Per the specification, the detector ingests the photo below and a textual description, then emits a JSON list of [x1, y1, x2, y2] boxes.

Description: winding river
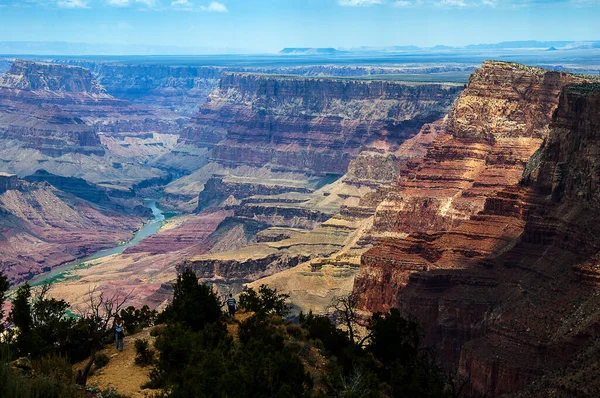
[[28, 199, 165, 287]]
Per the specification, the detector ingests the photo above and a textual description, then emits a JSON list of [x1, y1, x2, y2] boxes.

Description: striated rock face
[[56, 61, 472, 116], [88, 64, 223, 116], [0, 61, 108, 157], [0, 175, 142, 284], [0, 60, 108, 94], [353, 64, 600, 395], [0, 60, 192, 188], [355, 62, 587, 314], [370, 61, 587, 239], [183, 72, 463, 175], [174, 73, 462, 292]]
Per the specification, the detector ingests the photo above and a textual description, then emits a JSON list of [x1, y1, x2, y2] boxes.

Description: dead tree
[[331, 293, 361, 344], [75, 286, 132, 386]]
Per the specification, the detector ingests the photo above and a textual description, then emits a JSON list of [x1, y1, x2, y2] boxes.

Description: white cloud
[[338, 0, 383, 6], [437, 0, 467, 6], [200, 1, 227, 12], [392, 0, 412, 6], [57, 0, 88, 7], [107, 0, 130, 6], [135, 0, 157, 6], [172, 0, 192, 6]]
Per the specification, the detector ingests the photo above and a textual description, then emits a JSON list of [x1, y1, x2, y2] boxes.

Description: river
[[28, 198, 165, 287]]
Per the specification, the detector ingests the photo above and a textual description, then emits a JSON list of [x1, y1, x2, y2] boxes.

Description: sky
[[0, 0, 599, 53]]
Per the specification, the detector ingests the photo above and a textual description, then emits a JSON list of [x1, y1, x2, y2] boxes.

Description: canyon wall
[[0, 174, 143, 284], [353, 62, 600, 395], [0, 60, 197, 188], [53, 60, 472, 116], [183, 72, 463, 175], [355, 61, 587, 313], [176, 74, 463, 286]]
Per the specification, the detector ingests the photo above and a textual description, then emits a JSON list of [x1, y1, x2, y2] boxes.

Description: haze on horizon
[[0, 0, 599, 54]]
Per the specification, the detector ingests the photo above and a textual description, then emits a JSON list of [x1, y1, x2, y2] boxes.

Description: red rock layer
[[182, 72, 463, 175], [0, 175, 142, 284], [124, 210, 232, 255], [354, 69, 600, 395], [371, 61, 587, 238]]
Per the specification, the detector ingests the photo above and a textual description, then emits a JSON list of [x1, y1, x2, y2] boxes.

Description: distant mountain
[[279, 48, 348, 55], [431, 45, 455, 50], [464, 40, 595, 49]]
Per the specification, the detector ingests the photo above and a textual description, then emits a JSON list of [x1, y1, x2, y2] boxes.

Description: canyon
[[1, 55, 600, 395]]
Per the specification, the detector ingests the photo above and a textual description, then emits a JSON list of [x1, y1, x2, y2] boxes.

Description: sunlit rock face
[[355, 61, 587, 313], [174, 73, 463, 285], [182, 72, 463, 175], [353, 62, 600, 395]]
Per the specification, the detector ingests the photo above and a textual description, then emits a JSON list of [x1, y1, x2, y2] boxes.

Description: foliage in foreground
[[149, 269, 455, 398], [0, 268, 459, 398]]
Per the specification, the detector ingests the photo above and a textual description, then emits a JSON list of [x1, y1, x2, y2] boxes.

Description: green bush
[[134, 338, 155, 366], [120, 305, 158, 334], [0, 349, 81, 398], [150, 324, 167, 337], [238, 285, 290, 316], [160, 269, 222, 332]]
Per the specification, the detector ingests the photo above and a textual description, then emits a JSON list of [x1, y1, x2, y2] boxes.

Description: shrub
[[238, 285, 290, 316], [285, 323, 305, 340], [134, 339, 154, 366], [94, 353, 110, 369], [0, 349, 81, 398], [160, 269, 222, 332], [150, 324, 167, 337], [120, 305, 158, 334]]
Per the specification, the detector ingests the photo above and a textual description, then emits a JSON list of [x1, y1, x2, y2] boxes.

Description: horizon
[[0, 1, 599, 53]]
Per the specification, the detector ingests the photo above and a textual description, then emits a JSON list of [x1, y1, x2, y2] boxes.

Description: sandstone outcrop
[[352, 63, 600, 395], [355, 62, 588, 313]]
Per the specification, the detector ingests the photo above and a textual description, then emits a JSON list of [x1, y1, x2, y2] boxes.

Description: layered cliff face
[[0, 173, 142, 284], [352, 64, 600, 395], [355, 62, 588, 315], [183, 72, 462, 175], [175, 74, 462, 286], [0, 60, 199, 188], [91, 64, 222, 116], [56, 61, 471, 117], [0, 60, 108, 94]]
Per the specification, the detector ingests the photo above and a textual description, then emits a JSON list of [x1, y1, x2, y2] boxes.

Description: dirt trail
[[76, 328, 158, 398]]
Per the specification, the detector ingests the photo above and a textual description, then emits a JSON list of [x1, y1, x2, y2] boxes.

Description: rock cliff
[[355, 62, 587, 314], [0, 60, 194, 188], [0, 174, 142, 284], [353, 63, 600, 395], [183, 72, 463, 175], [175, 74, 462, 284]]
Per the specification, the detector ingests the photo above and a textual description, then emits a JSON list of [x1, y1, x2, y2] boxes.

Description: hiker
[[114, 316, 125, 351], [227, 293, 236, 317]]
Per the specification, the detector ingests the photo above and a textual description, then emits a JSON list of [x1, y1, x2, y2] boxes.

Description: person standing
[[227, 294, 236, 317], [114, 316, 125, 351]]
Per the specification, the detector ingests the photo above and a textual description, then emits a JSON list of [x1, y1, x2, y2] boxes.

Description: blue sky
[[0, 0, 598, 53]]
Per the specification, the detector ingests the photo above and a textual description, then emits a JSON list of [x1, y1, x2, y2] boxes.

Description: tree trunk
[[77, 349, 96, 386]]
